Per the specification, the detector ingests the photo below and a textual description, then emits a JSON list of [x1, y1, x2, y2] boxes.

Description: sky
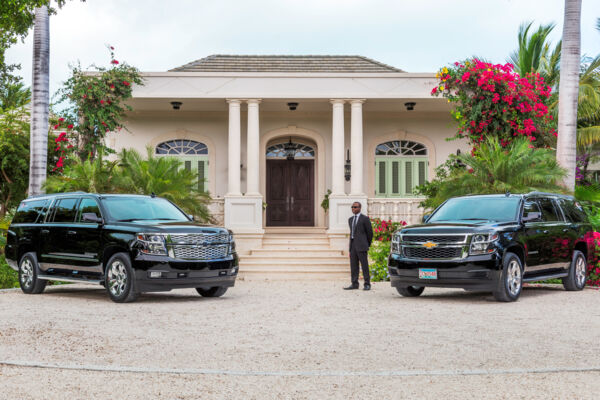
[[5, 0, 600, 101]]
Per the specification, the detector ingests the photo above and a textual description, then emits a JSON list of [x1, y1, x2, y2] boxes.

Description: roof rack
[[27, 191, 87, 199]]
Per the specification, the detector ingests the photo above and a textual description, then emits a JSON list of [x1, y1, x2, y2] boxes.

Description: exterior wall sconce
[[170, 101, 182, 110], [404, 102, 416, 111], [344, 149, 351, 181], [284, 137, 296, 160], [287, 102, 298, 111]]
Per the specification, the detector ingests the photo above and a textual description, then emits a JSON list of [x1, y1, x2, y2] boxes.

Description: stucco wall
[[110, 109, 467, 199]]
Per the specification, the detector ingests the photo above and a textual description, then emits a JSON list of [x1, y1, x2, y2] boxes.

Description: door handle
[[41, 229, 49, 234], [67, 230, 77, 235], [563, 228, 569, 232], [543, 230, 549, 234]]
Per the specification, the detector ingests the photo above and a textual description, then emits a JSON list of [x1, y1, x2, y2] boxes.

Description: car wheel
[[395, 285, 424, 297], [493, 252, 523, 302], [563, 250, 587, 291], [18, 252, 47, 294], [196, 286, 228, 297], [105, 253, 139, 303]]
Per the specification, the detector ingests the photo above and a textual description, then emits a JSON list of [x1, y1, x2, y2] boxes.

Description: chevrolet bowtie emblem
[[423, 241, 438, 249]]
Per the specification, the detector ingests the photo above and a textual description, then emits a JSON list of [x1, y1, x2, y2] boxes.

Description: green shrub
[[368, 218, 407, 282], [0, 255, 18, 289]]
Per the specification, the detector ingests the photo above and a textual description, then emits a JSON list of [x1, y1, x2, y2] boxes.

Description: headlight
[[228, 231, 236, 255], [391, 233, 402, 254], [469, 233, 499, 255], [136, 233, 168, 256]]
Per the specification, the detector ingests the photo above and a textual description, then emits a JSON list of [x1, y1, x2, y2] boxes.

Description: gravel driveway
[[1, 280, 599, 399]]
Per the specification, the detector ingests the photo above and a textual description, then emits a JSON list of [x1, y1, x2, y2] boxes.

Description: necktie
[[352, 215, 358, 238]]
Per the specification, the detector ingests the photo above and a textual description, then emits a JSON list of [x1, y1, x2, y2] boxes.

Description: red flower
[[58, 117, 65, 122], [53, 124, 59, 129], [111, 60, 119, 65], [123, 81, 130, 86], [67, 124, 74, 129], [100, 100, 105, 105], [56, 156, 64, 169]]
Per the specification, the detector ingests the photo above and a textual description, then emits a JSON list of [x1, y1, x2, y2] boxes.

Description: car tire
[[105, 253, 139, 303], [493, 252, 523, 302], [395, 285, 425, 297], [563, 250, 587, 291], [18, 252, 47, 294], [196, 286, 228, 297]]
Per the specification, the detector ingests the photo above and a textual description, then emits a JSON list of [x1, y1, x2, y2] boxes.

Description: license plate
[[419, 268, 438, 279]]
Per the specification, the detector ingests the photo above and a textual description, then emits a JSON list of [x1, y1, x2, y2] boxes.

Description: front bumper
[[388, 252, 502, 291], [132, 253, 239, 292]]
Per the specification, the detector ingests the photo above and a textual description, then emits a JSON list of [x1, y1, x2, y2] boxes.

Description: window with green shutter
[[156, 139, 209, 193], [374, 140, 428, 197]]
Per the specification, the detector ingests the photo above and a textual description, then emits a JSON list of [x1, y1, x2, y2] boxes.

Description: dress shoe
[[363, 284, 371, 291], [343, 285, 359, 290]]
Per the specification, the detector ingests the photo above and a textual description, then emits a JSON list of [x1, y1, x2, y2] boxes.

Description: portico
[[112, 55, 465, 255]]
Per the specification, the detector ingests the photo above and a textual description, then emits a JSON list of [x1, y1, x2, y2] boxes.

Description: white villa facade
[[111, 55, 465, 255]]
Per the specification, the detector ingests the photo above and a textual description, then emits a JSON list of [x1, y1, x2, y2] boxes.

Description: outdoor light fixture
[[404, 102, 416, 111], [287, 102, 298, 111], [344, 149, 351, 181], [284, 137, 297, 160], [170, 101, 182, 110]]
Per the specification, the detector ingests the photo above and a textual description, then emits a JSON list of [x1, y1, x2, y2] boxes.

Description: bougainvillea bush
[[431, 59, 557, 150], [585, 232, 600, 287], [368, 218, 407, 282]]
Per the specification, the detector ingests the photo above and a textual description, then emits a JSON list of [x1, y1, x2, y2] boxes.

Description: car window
[[52, 198, 79, 223], [537, 198, 561, 222], [558, 199, 587, 223], [522, 200, 541, 221], [77, 198, 102, 223], [12, 199, 49, 224]]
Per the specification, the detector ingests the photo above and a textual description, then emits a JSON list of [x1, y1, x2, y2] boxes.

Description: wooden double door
[[266, 159, 314, 226]]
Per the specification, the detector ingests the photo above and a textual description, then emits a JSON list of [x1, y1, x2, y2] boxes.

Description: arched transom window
[[375, 140, 428, 198], [266, 142, 315, 158], [155, 139, 209, 192]]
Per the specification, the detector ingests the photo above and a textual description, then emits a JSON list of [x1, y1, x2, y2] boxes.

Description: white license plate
[[418, 268, 438, 279]]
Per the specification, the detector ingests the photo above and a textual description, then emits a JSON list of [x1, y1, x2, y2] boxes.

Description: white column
[[330, 99, 345, 195], [227, 99, 241, 196], [350, 99, 365, 195], [246, 99, 261, 195]]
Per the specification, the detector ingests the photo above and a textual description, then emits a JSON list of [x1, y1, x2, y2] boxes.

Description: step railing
[[367, 198, 425, 226]]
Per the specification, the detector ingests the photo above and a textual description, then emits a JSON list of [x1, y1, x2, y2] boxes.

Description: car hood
[[400, 221, 517, 235], [112, 220, 229, 234]]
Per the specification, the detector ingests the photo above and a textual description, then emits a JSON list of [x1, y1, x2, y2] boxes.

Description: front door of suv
[[522, 199, 545, 274], [65, 197, 104, 275], [39, 197, 80, 273], [536, 197, 569, 274]]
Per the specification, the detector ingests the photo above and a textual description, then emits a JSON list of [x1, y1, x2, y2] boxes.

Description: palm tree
[[118, 148, 212, 222], [28, 6, 50, 196], [43, 151, 120, 194], [556, 0, 582, 191], [509, 21, 557, 80], [423, 138, 567, 209]]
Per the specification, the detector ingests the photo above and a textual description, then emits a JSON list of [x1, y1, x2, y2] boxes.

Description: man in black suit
[[344, 202, 373, 291]]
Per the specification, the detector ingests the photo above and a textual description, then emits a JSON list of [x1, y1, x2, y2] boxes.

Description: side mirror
[[522, 212, 541, 222], [188, 214, 195, 221], [82, 212, 103, 224], [422, 214, 431, 223]]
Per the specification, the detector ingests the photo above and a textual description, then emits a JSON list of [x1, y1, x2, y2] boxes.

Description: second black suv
[[388, 193, 593, 302], [5, 193, 238, 302]]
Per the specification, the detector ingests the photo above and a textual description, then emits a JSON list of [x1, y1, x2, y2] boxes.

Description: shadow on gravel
[[41, 285, 234, 303], [394, 285, 564, 303]]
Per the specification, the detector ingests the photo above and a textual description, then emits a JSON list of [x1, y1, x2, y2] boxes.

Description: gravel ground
[[0, 279, 599, 399]]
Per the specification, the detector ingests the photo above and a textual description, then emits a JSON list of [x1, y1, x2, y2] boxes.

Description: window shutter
[[184, 160, 191, 171], [405, 161, 413, 194], [198, 160, 205, 192], [418, 161, 426, 186], [392, 161, 399, 194], [378, 161, 386, 195]]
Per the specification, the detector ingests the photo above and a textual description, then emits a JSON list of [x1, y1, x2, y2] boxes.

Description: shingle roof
[[170, 55, 403, 73]]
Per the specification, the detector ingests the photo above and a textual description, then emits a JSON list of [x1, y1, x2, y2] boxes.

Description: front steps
[[238, 227, 349, 279]]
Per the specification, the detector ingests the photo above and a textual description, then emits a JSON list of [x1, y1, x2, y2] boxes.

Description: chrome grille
[[169, 233, 229, 244], [403, 247, 463, 259], [172, 244, 229, 260], [402, 235, 466, 244]]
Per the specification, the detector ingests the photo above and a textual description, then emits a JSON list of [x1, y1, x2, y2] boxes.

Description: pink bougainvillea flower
[[123, 81, 130, 86], [67, 124, 74, 129], [111, 59, 119, 65]]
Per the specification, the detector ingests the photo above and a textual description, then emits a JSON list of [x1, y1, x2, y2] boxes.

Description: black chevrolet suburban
[[5, 192, 238, 302], [388, 193, 593, 302]]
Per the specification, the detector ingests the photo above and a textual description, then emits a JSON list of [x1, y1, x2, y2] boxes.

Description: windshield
[[101, 197, 189, 222], [428, 197, 521, 223]]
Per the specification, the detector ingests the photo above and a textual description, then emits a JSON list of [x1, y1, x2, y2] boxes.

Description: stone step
[[249, 249, 344, 257], [262, 238, 331, 245], [263, 227, 327, 234], [240, 259, 349, 268], [259, 244, 334, 252]]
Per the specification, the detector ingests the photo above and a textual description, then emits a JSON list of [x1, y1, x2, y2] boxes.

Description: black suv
[[388, 193, 593, 302], [5, 192, 238, 302]]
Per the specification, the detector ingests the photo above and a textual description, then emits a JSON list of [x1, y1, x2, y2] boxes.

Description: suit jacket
[[348, 213, 373, 252]]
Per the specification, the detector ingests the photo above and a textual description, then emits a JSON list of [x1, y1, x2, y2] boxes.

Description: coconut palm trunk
[[28, 6, 50, 196], [556, 0, 581, 191]]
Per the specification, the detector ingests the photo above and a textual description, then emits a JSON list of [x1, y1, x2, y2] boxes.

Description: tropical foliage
[[416, 137, 566, 210], [431, 58, 556, 149], [368, 218, 407, 282], [56, 46, 144, 162]]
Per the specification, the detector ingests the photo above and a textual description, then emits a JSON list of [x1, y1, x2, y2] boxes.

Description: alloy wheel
[[20, 258, 34, 288], [507, 259, 522, 296], [107, 260, 127, 297], [575, 255, 586, 288]]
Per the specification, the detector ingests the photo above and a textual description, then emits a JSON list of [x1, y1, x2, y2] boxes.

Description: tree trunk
[[556, 0, 581, 191], [28, 6, 50, 196]]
